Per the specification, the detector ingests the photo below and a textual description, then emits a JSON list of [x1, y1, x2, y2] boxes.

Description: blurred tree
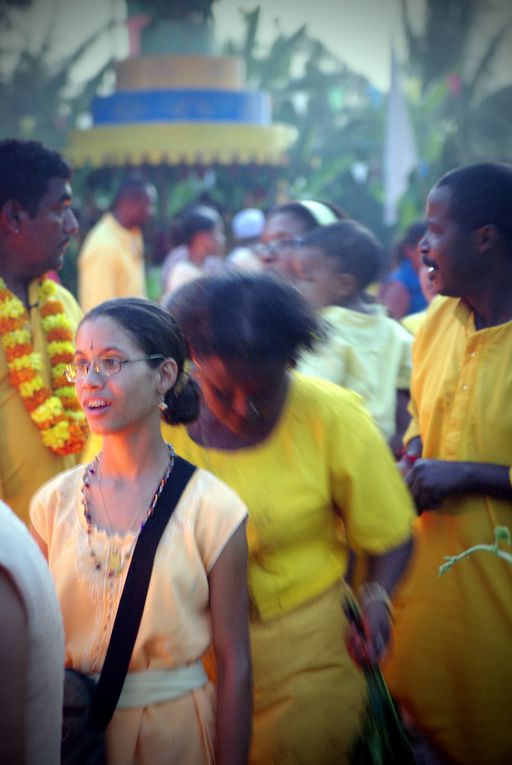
[[126, 0, 217, 22], [0, 0, 31, 23], [224, 8, 387, 240], [399, 0, 512, 223], [0, 0, 115, 147]]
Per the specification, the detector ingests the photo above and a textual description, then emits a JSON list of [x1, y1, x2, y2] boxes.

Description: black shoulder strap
[[90, 456, 196, 730]]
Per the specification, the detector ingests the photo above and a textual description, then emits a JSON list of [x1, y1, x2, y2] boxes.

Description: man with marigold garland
[[0, 139, 88, 524]]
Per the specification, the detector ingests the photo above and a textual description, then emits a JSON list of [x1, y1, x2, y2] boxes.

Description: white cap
[[231, 208, 265, 240]]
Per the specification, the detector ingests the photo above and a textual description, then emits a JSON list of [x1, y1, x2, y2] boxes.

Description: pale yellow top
[[0, 280, 83, 524], [30, 464, 247, 674], [385, 296, 512, 764], [165, 259, 203, 295], [165, 373, 415, 622], [296, 305, 412, 440], [78, 212, 146, 312]]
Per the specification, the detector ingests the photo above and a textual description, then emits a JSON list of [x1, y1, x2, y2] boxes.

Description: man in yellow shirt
[[0, 139, 86, 523], [385, 162, 512, 765], [78, 176, 157, 312]]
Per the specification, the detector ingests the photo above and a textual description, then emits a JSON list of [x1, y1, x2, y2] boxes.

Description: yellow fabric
[[296, 305, 412, 440], [165, 373, 414, 622], [78, 213, 146, 312], [401, 309, 427, 335], [250, 581, 366, 765], [30, 465, 247, 764], [0, 280, 83, 524], [384, 296, 512, 765]]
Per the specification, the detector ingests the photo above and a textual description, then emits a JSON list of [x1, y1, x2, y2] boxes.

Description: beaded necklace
[[81, 444, 175, 577]]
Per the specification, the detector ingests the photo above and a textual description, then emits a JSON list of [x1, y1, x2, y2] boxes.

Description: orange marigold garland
[[0, 277, 88, 456]]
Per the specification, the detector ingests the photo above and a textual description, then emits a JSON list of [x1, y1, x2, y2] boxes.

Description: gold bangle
[[358, 582, 393, 614]]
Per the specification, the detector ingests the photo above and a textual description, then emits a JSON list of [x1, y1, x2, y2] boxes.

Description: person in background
[[256, 199, 345, 282], [31, 297, 251, 765], [0, 138, 86, 525], [401, 261, 439, 335], [161, 204, 226, 296], [385, 162, 512, 765], [164, 271, 415, 765], [379, 221, 428, 318], [78, 175, 157, 312], [0, 498, 64, 765], [294, 220, 412, 456], [226, 208, 264, 272]]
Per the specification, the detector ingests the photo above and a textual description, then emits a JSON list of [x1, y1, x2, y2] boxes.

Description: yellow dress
[[78, 213, 147, 312], [30, 465, 247, 765], [384, 297, 512, 765], [0, 280, 83, 524], [165, 373, 415, 764]]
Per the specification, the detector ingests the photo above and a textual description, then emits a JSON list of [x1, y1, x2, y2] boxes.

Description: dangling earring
[[249, 400, 261, 418], [158, 397, 168, 413]]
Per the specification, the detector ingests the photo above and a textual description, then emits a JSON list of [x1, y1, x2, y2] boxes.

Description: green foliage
[[0, 4, 114, 147], [395, 0, 512, 225], [223, 8, 388, 240], [126, 0, 217, 22]]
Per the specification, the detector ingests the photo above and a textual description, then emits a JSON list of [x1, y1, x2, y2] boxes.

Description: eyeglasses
[[65, 355, 164, 382], [254, 238, 304, 257]]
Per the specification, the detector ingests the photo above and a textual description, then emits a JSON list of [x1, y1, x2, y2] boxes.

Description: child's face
[[294, 246, 343, 308]]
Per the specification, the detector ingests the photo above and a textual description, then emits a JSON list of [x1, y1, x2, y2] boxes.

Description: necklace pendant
[[108, 547, 122, 574]]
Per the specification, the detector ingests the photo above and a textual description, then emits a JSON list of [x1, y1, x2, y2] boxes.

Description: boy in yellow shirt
[[294, 219, 412, 454]]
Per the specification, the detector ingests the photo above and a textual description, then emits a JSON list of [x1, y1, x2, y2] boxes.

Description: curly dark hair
[[300, 220, 384, 290], [165, 271, 320, 365], [436, 162, 512, 247], [0, 139, 72, 216]]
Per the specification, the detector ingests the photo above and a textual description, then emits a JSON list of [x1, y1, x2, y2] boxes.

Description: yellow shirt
[[296, 305, 412, 440], [385, 296, 512, 764], [401, 309, 426, 335], [78, 213, 146, 312], [0, 280, 83, 524], [165, 373, 414, 621]]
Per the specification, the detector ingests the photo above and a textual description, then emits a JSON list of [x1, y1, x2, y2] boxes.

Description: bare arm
[[388, 389, 411, 459], [398, 436, 512, 510], [0, 568, 28, 764], [361, 538, 414, 662], [209, 521, 252, 765], [406, 459, 512, 512]]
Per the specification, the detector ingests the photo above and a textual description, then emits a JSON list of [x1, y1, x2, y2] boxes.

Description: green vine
[[439, 526, 512, 576]]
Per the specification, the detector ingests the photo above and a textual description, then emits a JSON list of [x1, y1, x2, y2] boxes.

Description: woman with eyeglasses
[[29, 297, 252, 765], [256, 200, 346, 281], [163, 271, 415, 765]]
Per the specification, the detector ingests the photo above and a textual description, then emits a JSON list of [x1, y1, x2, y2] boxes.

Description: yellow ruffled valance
[[65, 122, 297, 167]]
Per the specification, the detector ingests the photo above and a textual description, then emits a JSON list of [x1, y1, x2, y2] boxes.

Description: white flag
[[384, 48, 418, 226]]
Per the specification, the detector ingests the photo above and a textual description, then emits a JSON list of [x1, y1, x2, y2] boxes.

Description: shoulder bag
[[61, 456, 196, 765]]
